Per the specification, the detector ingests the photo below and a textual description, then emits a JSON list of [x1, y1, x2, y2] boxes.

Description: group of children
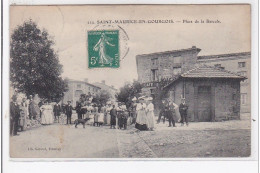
[[74, 101, 132, 130]]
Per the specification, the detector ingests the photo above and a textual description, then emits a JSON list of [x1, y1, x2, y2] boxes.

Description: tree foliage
[[10, 20, 68, 101], [92, 90, 111, 106], [116, 81, 142, 108]]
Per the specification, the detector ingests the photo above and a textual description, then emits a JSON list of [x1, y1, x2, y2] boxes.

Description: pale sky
[[10, 5, 251, 89]]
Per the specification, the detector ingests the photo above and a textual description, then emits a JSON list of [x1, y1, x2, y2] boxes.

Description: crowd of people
[[10, 92, 189, 136], [9, 94, 58, 136]]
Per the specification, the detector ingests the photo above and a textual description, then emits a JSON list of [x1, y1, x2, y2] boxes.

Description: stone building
[[136, 46, 249, 121], [63, 79, 101, 106], [197, 52, 250, 113], [136, 46, 201, 97], [93, 80, 118, 102], [163, 65, 245, 121]]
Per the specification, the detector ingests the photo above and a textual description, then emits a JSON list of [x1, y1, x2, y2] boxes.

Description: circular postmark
[[87, 24, 129, 68]]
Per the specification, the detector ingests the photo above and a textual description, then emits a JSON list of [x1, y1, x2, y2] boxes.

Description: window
[[174, 56, 182, 63], [151, 58, 158, 66], [237, 71, 247, 77], [238, 62, 246, 68], [151, 69, 158, 81], [237, 71, 247, 83], [77, 84, 81, 89], [75, 90, 83, 97], [241, 93, 247, 105]]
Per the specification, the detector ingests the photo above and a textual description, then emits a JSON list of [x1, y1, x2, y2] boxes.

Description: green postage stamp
[[88, 30, 119, 68]]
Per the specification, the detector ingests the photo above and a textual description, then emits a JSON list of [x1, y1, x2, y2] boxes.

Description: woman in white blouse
[[146, 97, 155, 131], [40, 101, 54, 125], [135, 96, 148, 131]]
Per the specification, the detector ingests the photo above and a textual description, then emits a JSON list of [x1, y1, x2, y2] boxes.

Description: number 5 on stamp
[[87, 30, 119, 68]]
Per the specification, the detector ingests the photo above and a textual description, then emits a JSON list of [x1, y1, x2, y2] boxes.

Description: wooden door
[[197, 86, 211, 121]]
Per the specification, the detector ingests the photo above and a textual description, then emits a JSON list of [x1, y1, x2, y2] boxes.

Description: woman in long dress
[[135, 96, 148, 131], [99, 105, 105, 125], [86, 103, 94, 125], [106, 103, 112, 126], [93, 104, 99, 126], [146, 97, 155, 131], [40, 101, 54, 125], [19, 98, 28, 131]]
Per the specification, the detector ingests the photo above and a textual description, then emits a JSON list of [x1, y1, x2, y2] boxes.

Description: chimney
[[101, 80, 105, 84], [192, 46, 196, 49], [84, 78, 88, 83]]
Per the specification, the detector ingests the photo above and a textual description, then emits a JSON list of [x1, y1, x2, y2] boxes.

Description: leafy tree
[[10, 20, 68, 101], [92, 90, 111, 106], [116, 81, 142, 108]]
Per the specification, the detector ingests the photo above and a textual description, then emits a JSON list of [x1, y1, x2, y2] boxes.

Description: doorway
[[197, 86, 212, 121]]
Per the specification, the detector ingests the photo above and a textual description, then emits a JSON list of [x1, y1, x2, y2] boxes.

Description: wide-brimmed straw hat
[[138, 96, 146, 100]]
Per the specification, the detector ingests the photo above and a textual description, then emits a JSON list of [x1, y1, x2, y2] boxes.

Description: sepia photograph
[[8, 5, 251, 159]]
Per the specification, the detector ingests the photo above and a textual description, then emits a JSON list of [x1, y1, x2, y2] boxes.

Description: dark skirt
[[110, 116, 116, 125], [135, 123, 147, 131], [118, 117, 123, 128]]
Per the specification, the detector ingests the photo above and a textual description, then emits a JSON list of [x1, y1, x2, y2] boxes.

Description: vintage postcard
[[9, 5, 251, 159]]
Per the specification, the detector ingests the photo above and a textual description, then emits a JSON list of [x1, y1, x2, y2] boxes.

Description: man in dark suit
[[75, 101, 82, 119], [157, 99, 167, 124], [179, 98, 189, 126], [65, 101, 73, 124], [167, 100, 178, 127], [53, 102, 62, 123], [110, 105, 117, 129], [10, 95, 21, 136]]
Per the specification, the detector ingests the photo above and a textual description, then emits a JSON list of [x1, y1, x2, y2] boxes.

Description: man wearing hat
[[53, 101, 62, 123], [116, 102, 123, 129], [75, 101, 83, 120], [65, 101, 73, 124], [157, 99, 167, 124], [166, 99, 179, 127], [179, 98, 189, 126], [10, 95, 21, 136]]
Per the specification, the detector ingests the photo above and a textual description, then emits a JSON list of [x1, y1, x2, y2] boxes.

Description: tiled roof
[[181, 65, 246, 79], [163, 65, 246, 90]]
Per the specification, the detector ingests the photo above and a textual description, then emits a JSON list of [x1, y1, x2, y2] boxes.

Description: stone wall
[[197, 52, 250, 113], [165, 78, 241, 122]]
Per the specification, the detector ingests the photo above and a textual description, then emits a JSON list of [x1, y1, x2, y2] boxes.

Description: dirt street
[[10, 118, 251, 158]]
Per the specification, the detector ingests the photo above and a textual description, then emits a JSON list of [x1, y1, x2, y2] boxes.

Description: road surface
[[10, 118, 251, 158]]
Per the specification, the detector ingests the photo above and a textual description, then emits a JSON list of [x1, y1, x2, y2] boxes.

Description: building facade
[[197, 52, 250, 113], [136, 46, 201, 97], [163, 66, 244, 121], [93, 80, 118, 102], [63, 79, 101, 106], [136, 47, 250, 119]]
